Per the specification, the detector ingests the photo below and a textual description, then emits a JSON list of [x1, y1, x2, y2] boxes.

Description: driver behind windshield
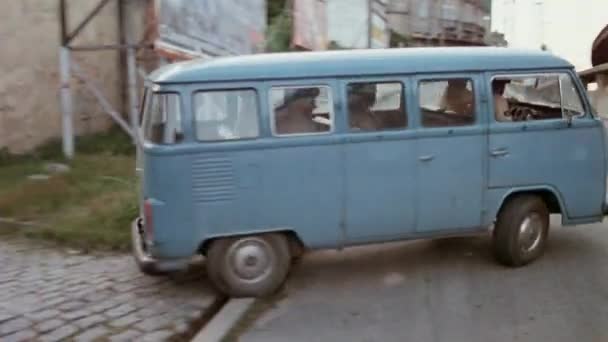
[[493, 79, 511, 121]]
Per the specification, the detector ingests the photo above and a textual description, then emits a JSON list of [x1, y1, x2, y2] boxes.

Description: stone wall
[[0, 0, 148, 154]]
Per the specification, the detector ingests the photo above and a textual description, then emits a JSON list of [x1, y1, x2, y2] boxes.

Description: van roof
[[149, 47, 573, 84]]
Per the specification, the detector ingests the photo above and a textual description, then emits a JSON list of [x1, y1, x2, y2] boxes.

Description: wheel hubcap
[[228, 238, 273, 282], [519, 213, 543, 253]]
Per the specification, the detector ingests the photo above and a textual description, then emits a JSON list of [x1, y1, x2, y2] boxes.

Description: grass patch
[[0, 128, 138, 252], [0, 126, 134, 166]]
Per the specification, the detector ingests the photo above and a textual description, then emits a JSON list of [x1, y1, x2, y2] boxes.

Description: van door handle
[[490, 149, 509, 157], [418, 155, 435, 162]]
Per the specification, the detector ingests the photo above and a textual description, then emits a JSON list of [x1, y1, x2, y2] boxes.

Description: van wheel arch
[[198, 230, 306, 258], [497, 189, 562, 220]]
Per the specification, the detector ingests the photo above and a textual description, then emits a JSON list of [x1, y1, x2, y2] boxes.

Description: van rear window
[[193, 89, 259, 141], [142, 93, 183, 144]]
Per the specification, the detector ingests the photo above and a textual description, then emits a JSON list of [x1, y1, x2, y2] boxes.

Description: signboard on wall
[[327, 0, 387, 49], [154, 0, 266, 59], [292, 0, 328, 51], [369, 0, 389, 49]]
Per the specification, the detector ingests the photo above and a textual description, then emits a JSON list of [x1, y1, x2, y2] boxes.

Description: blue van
[[132, 47, 607, 297]]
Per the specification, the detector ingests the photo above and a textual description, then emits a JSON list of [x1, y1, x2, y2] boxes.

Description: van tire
[[206, 233, 291, 298], [493, 195, 549, 267]]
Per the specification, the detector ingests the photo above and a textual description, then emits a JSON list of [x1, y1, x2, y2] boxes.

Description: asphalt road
[[242, 216, 608, 342]]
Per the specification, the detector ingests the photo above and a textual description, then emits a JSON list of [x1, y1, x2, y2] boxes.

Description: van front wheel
[[493, 195, 549, 267], [206, 234, 291, 297]]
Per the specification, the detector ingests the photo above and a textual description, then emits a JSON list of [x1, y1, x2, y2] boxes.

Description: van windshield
[[142, 92, 183, 144], [493, 74, 585, 121], [504, 75, 584, 114]]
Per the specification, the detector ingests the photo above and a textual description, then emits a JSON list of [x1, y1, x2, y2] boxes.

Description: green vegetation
[[389, 30, 411, 48], [267, 0, 288, 24], [266, 0, 293, 52], [0, 128, 137, 252]]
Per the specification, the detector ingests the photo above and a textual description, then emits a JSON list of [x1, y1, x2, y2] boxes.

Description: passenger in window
[[275, 88, 322, 134], [348, 83, 381, 131], [493, 79, 510, 121], [439, 79, 473, 115]]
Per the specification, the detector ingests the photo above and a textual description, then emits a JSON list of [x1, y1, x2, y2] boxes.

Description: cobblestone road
[[0, 239, 218, 342]]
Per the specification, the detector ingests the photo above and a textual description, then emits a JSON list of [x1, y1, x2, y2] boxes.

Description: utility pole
[[439, 1, 444, 46], [367, 0, 372, 48], [59, 0, 74, 159], [535, 0, 544, 49]]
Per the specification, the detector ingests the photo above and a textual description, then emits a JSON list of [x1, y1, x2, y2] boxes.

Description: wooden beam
[[59, 0, 68, 46], [65, 0, 112, 45], [69, 43, 152, 51]]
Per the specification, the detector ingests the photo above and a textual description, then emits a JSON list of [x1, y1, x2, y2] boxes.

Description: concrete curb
[[192, 298, 256, 342]]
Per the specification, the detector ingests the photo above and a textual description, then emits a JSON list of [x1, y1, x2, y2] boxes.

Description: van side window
[[419, 79, 475, 127], [492, 74, 585, 122], [348, 82, 407, 131], [193, 89, 259, 141], [559, 74, 585, 117], [271, 86, 333, 135], [142, 93, 183, 144]]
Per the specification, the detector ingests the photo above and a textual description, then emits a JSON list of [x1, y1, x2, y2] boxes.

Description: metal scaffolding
[[58, 0, 153, 158]]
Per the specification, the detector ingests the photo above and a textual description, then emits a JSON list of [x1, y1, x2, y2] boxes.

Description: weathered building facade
[[580, 25, 608, 117], [1, 0, 266, 154], [387, 0, 492, 47], [0, 1, 151, 154]]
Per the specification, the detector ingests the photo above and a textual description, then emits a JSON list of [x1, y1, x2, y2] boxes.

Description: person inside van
[[348, 83, 381, 131], [275, 88, 322, 134], [439, 79, 474, 115], [493, 79, 511, 121]]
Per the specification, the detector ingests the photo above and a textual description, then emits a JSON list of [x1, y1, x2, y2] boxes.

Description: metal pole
[[59, 0, 68, 46], [125, 1, 140, 146], [536, 1, 544, 49], [367, 0, 372, 48], [71, 62, 135, 139], [118, 0, 128, 119], [59, 47, 75, 159], [59, 0, 74, 159], [65, 0, 112, 45], [127, 47, 139, 145]]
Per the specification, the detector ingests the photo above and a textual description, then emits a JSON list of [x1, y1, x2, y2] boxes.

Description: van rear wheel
[[493, 195, 549, 267], [206, 233, 291, 297]]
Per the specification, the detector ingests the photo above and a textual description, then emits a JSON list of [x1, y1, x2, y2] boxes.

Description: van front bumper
[[131, 217, 191, 273]]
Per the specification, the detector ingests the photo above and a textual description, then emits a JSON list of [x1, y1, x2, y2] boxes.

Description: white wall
[[327, 0, 369, 48], [492, 0, 607, 71]]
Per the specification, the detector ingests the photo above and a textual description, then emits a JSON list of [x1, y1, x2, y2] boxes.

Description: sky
[[492, 0, 607, 71]]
